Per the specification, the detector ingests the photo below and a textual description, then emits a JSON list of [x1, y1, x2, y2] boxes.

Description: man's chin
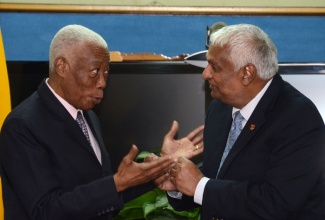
[[80, 103, 96, 111], [210, 91, 219, 100]]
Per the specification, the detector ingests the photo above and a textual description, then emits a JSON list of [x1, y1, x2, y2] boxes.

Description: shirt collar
[[233, 78, 273, 121], [45, 78, 81, 120]]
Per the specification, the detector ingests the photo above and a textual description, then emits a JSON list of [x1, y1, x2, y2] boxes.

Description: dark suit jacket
[[168, 74, 325, 220], [0, 80, 154, 220]]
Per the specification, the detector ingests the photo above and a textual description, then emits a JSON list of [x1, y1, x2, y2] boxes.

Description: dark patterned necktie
[[76, 111, 91, 143], [217, 111, 244, 176]]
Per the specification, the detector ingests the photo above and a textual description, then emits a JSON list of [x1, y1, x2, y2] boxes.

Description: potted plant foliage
[[114, 151, 201, 220]]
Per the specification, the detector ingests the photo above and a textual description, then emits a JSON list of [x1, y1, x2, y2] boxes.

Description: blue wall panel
[[0, 12, 324, 62]]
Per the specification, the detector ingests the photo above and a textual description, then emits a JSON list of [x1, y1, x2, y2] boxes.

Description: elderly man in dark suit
[[162, 24, 325, 219], [0, 24, 204, 220]]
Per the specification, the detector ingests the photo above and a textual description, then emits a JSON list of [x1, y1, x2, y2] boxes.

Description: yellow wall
[[0, 29, 11, 127], [0, 28, 11, 220]]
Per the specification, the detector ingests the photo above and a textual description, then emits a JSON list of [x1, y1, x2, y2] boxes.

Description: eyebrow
[[90, 60, 105, 65]]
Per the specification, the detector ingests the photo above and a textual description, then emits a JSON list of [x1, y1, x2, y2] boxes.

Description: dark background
[[7, 61, 325, 171], [7, 61, 206, 171]]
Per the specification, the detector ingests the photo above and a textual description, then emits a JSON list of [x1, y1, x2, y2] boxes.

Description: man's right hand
[[113, 145, 174, 192]]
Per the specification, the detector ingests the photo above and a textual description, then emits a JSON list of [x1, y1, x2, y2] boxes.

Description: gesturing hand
[[144, 153, 177, 191], [161, 121, 204, 160], [113, 145, 174, 192], [170, 157, 204, 197]]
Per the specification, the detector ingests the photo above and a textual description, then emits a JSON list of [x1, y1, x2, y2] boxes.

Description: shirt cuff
[[194, 177, 210, 205], [167, 190, 183, 199]]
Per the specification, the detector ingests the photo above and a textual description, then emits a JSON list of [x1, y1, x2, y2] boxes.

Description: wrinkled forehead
[[206, 44, 229, 60], [69, 41, 109, 60]]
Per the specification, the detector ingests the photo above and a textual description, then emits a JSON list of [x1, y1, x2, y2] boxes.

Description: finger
[[170, 163, 179, 176], [158, 157, 175, 170], [153, 174, 165, 186], [170, 176, 176, 185], [165, 120, 179, 140], [142, 157, 174, 177], [154, 173, 168, 185], [144, 153, 158, 162], [148, 156, 173, 168], [160, 180, 176, 191], [192, 144, 204, 156], [144, 156, 152, 162], [124, 144, 139, 164], [192, 134, 204, 146], [152, 153, 160, 160], [194, 142, 204, 151], [186, 125, 204, 141]]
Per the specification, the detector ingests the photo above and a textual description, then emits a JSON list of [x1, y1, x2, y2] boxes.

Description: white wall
[[282, 75, 325, 122]]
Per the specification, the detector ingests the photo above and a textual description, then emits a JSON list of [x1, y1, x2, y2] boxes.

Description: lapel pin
[[250, 124, 255, 130]]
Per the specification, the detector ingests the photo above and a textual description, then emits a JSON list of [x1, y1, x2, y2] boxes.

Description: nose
[[202, 65, 212, 80], [97, 72, 107, 89]]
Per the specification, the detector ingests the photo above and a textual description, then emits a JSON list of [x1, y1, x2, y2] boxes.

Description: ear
[[241, 64, 256, 86], [55, 57, 67, 77]]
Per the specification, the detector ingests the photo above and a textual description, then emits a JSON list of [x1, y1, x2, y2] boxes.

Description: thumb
[[166, 120, 179, 139], [178, 156, 187, 166], [125, 144, 139, 163]]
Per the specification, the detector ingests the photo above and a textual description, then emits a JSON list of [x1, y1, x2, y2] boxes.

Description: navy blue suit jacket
[[0, 80, 153, 220], [168, 74, 325, 220]]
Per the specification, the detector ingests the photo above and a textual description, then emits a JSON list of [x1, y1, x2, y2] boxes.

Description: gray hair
[[49, 24, 108, 73], [209, 24, 278, 80]]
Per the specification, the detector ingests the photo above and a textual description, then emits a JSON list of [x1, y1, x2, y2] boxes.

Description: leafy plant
[[114, 151, 201, 220], [114, 188, 200, 220]]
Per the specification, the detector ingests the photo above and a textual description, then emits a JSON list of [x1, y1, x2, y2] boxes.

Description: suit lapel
[[217, 74, 283, 179], [84, 111, 112, 173], [204, 102, 232, 178], [217, 111, 267, 178], [37, 80, 101, 160], [64, 115, 97, 157]]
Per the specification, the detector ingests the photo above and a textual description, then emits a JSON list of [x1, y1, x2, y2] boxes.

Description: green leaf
[[114, 207, 144, 220], [143, 193, 169, 218], [114, 188, 200, 220], [164, 205, 200, 218], [115, 149, 200, 220], [135, 150, 161, 162], [135, 151, 151, 162]]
